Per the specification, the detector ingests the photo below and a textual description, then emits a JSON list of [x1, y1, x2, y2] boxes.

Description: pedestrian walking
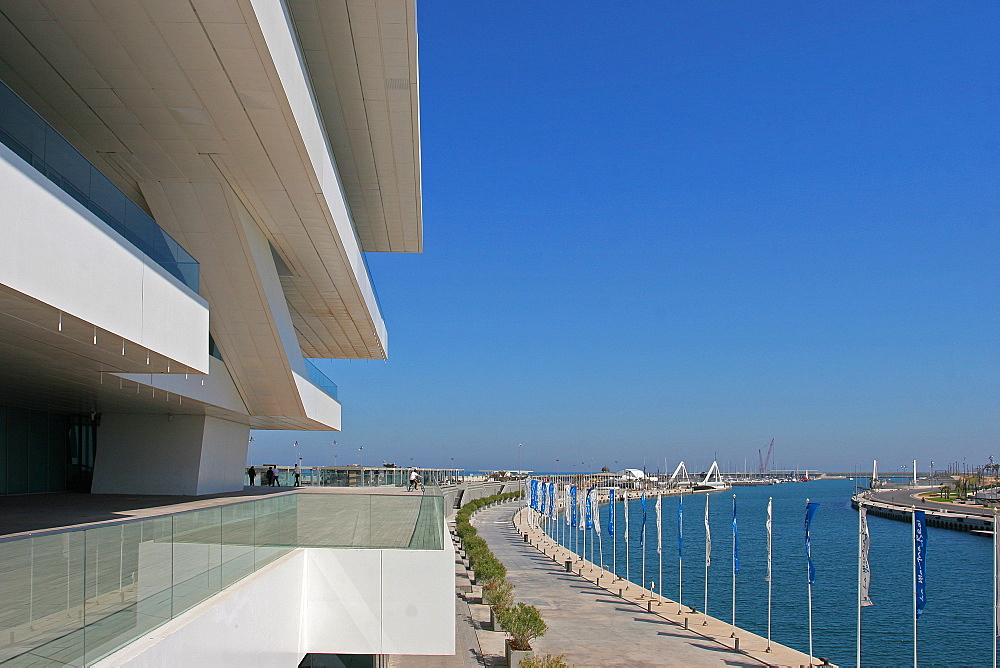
[[294, 463, 301, 487], [247, 466, 257, 486]]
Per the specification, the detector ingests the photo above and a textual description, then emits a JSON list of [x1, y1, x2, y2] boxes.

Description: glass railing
[[0, 80, 199, 293], [0, 490, 441, 666], [303, 358, 338, 400]]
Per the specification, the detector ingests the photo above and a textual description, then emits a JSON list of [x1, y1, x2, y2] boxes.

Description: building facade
[[0, 0, 421, 496]]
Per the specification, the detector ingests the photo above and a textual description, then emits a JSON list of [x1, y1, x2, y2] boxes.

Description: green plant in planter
[[518, 654, 568, 668], [497, 602, 547, 651], [482, 577, 514, 611], [474, 555, 506, 582]]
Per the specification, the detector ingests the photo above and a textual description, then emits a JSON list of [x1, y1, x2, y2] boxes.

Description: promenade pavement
[[473, 503, 771, 668]]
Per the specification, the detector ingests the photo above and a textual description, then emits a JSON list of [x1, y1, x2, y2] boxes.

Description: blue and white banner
[[705, 495, 711, 568], [549, 483, 557, 520], [805, 501, 820, 585], [623, 491, 630, 542], [570, 485, 578, 528], [578, 487, 585, 532], [915, 509, 927, 618], [860, 506, 871, 606], [678, 495, 684, 558], [590, 488, 600, 535], [766, 497, 773, 584], [608, 488, 616, 537], [564, 485, 572, 526], [733, 494, 740, 575], [655, 493, 662, 555], [639, 493, 647, 547], [585, 487, 594, 530], [529, 480, 538, 510], [539, 481, 547, 515]]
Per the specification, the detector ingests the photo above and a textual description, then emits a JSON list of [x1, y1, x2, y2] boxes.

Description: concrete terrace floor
[[0, 484, 426, 538], [471, 503, 765, 668]]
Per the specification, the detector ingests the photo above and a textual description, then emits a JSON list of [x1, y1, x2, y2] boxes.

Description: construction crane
[[758, 438, 774, 474]]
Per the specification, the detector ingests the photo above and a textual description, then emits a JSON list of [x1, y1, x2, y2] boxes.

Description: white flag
[[656, 493, 662, 554], [704, 494, 712, 568], [765, 497, 772, 583], [623, 491, 630, 542], [860, 506, 872, 606], [565, 485, 572, 526], [578, 487, 585, 531]]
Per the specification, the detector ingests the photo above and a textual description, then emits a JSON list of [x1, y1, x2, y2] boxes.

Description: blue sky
[[252, 1, 999, 474]]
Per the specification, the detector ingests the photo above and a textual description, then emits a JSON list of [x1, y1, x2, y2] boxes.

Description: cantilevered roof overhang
[[288, 0, 423, 254]]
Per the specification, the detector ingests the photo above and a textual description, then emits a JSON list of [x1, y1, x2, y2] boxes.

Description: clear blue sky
[[252, 1, 999, 474]]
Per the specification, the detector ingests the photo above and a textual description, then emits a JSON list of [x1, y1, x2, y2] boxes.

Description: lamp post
[[247, 435, 254, 465], [332, 441, 337, 466], [518, 443, 523, 477], [358, 446, 363, 467]]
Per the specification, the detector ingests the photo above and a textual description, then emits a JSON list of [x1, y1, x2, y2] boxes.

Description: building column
[[92, 414, 250, 495]]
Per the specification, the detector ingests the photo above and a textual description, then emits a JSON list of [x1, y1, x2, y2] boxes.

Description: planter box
[[506, 639, 533, 666]]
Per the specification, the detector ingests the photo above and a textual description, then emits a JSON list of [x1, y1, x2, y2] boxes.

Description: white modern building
[[0, 0, 421, 497], [0, 1, 453, 666]]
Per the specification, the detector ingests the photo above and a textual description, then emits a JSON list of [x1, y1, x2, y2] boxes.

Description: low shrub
[[519, 655, 568, 668], [497, 602, 547, 651]]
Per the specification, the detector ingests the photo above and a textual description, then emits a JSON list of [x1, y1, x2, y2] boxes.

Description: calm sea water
[[540, 478, 993, 668]]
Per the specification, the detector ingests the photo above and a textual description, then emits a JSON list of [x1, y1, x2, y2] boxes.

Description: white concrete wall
[[92, 413, 250, 495], [97, 545, 456, 666], [98, 551, 307, 668], [0, 142, 209, 373]]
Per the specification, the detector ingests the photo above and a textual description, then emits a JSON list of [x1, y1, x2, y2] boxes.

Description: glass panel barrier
[[0, 80, 199, 293], [0, 488, 444, 666]]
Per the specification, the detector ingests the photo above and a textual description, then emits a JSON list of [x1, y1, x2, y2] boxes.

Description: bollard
[[565, 560, 572, 572], [734, 638, 740, 652], [684, 617, 689, 629], [618, 588, 623, 598], [647, 600, 652, 613], [523, 533, 528, 542]]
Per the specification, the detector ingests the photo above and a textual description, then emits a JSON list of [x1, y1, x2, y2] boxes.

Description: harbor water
[[540, 478, 993, 668]]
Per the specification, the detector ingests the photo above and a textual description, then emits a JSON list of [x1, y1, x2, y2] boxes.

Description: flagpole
[[912, 506, 917, 668], [612, 489, 618, 580], [625, 491, 630, 585], [678, 493, 684, 613], [732, 493, 737, 637], [993, 509, 997, 668], [855, 501, 864, 668], [658, 493, 663, 604], [857, 497, 863, 668], [767, 496, 773, 653], [704, 492, 710, 620], [642, 494, 647, 595], [807, 498, 814, 668]]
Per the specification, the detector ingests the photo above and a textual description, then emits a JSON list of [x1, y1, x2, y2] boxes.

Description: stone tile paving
[[475, 503, 796, 668]]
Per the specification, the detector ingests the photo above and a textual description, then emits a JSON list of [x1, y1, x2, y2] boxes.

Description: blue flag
[[585, 487, 594, 529], [570, 485, 578, 528], [608, 488, 615, 537], [530, 480, 538, 510], [639, 493, 647, 546], [678, 496, 684, 558], [915, 509, 927, 618], [805, 501, 820, 585], [549, 483, 556, 520], [732, 495, 740, 574]]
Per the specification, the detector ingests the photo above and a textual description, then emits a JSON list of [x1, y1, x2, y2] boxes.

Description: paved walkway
[[474, 504, 773, 668]]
